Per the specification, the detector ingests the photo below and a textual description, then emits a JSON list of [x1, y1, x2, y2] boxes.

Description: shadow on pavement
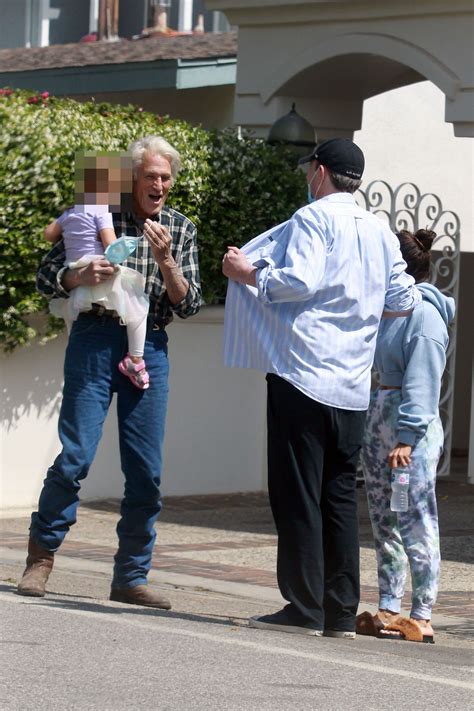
[[0, 582, 245, 628], [84, 465, 474, 565]]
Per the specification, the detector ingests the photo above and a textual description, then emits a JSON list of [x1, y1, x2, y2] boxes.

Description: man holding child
[[17, 136, 201, 609]]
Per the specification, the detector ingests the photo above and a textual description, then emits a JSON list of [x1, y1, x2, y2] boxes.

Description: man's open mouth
[[148, 193, 161, 202]]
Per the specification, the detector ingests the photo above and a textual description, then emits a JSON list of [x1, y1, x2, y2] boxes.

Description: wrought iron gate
[[356, 181, 460, 478]]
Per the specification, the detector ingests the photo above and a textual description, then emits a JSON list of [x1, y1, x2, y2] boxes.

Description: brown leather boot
[[110, 584, 172, 610], [16, 538, 54, 597]]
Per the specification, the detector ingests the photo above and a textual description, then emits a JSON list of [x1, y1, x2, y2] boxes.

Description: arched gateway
[[207, 0, 473, 139]]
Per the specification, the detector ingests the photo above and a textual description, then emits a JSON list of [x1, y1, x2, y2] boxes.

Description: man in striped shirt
[[223, 138, 419, 638], [17, 136, 201, 609]]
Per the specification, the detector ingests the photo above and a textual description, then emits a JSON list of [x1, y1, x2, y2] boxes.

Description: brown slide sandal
[[378, 616, 435, 644], [356, 611, 391, 636]]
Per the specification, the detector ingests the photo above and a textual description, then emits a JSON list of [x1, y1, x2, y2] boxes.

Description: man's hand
[[222, 246, 257, 286], [143, 218, 173, 266], [142, 218, 190, 304], [388, 443, 412, 469], [63, 258, 116, 291]]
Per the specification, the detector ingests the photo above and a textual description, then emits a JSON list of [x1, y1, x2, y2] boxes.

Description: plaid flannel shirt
[[36, 206, 201, 327]]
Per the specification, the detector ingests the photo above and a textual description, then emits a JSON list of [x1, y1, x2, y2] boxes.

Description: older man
[[17, 136, 201, 608], [223, 138, 419, 638]]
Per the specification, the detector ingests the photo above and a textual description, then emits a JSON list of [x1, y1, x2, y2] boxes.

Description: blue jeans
[[30, 313, 169, 589]]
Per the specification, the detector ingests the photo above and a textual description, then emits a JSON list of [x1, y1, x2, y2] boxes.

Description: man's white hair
[[128, 135, 181, 180]]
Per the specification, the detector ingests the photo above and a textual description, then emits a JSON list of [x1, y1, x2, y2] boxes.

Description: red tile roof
[[0, 32, 237, 73]]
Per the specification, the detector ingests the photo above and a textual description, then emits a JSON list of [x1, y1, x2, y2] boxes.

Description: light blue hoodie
[[373, 283, 455, 446]]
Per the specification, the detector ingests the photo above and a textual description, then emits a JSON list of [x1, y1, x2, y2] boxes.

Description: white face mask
[[307, 166, 321, 203]]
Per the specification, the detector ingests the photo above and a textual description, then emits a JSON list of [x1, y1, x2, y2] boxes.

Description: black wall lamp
[[267, 103, 315, 162]]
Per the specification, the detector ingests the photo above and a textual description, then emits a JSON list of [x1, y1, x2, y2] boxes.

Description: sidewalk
[[1, 469, 473, 641]]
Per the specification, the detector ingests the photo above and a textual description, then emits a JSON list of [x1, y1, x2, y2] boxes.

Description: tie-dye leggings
[[360, 389, 443, 620]]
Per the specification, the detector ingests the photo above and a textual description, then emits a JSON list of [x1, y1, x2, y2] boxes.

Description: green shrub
[[198, 128, 306, 303], [0, 89, 306, 350]]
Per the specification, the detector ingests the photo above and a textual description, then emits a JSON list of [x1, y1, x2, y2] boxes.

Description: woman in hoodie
[[358, 228, 455, 643]]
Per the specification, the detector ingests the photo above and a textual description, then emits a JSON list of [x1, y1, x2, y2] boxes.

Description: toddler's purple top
[[57, 204, 114, 264]]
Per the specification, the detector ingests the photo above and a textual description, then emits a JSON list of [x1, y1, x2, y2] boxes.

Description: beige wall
[[0, 308, 267, 513], [354, 81, 473, 253]]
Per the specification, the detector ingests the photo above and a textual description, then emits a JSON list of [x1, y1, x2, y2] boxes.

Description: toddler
[[44, 151, 150, 389]]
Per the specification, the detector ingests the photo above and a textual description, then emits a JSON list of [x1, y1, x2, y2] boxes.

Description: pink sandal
[[118, 354, 150, 390]]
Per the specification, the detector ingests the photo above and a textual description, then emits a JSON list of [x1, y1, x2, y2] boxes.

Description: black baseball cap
[[298, 138, 365, 179]]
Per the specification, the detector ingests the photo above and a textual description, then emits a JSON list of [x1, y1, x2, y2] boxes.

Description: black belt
[[79, 305, 167, 330]]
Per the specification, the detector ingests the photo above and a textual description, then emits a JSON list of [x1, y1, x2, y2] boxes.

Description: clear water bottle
[[390, 467, 410, 512]]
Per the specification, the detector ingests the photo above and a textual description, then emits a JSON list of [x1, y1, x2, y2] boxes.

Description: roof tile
[[0, 32, 237, 73]]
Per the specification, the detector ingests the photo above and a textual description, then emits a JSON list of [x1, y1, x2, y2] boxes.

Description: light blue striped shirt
[[223, 193, 420, 410]]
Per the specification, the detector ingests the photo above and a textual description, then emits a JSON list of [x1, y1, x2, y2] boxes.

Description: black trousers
[[266, 374, 366, 631]]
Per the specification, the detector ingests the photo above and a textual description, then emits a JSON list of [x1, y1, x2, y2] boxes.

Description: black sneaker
[[323, 630, 356, 639], [249, 609, 323, 636]]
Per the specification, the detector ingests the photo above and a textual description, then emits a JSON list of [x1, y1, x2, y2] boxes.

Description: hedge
[[0, 89, 305, 350]]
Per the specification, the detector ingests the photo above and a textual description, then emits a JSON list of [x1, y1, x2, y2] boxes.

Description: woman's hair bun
[[414, 228, 436, 253]]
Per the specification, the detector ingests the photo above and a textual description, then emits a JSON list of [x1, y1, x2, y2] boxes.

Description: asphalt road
[[1, 584, 473, 711]]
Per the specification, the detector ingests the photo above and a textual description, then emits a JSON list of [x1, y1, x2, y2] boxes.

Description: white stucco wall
[[354, 81, 474, 253], [0, 308, 267, 512]]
